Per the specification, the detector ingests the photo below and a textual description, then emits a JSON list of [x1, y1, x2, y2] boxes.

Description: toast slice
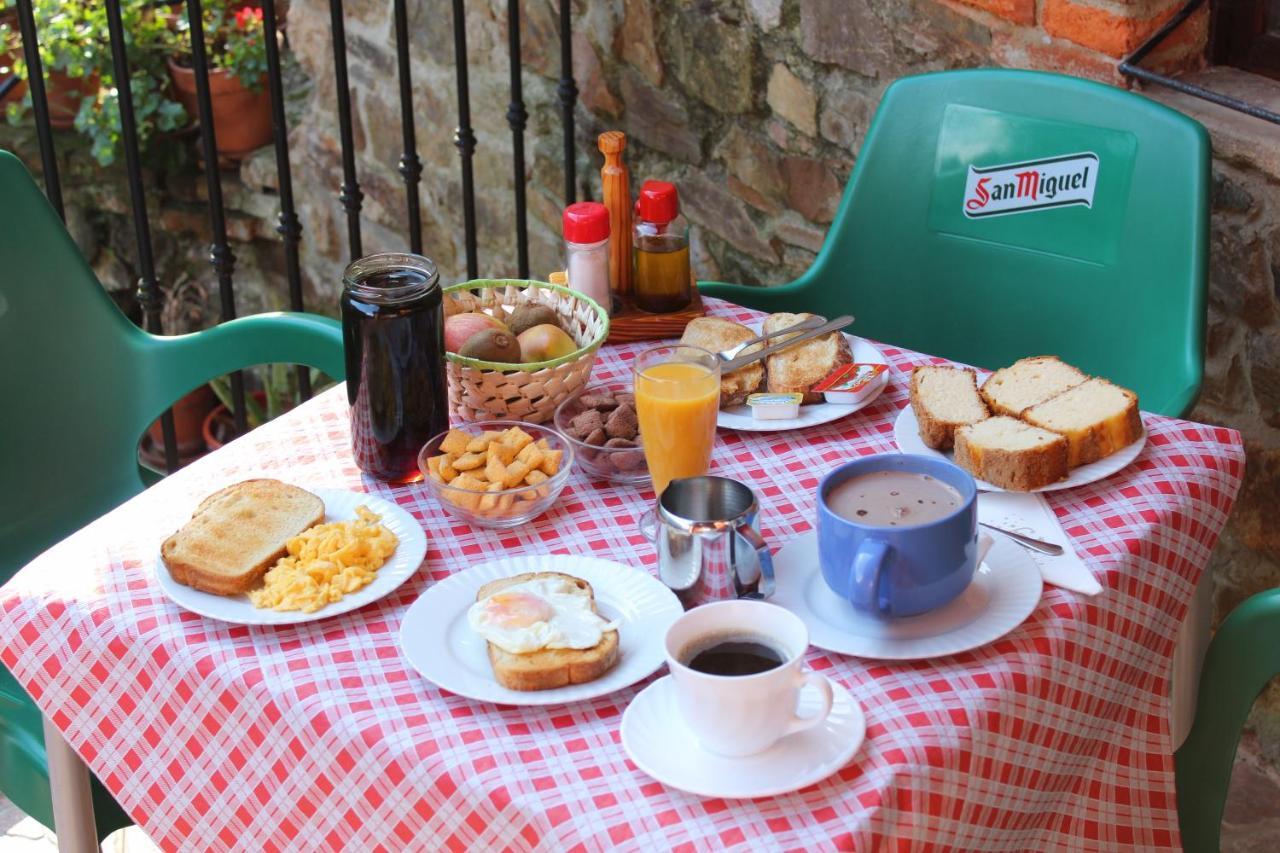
[[909, 366, 989, 450], [980, 356, 1088, 417], [161, 479, 325, 595], [1022, 377, 1142, 467], [476, 572, 619, 691], [680, 316, 764, 407], [953, 416, 1069, 491], [763, 312, 852, 404]]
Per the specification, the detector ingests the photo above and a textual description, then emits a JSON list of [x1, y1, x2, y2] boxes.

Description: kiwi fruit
[[458, 328, 522, 363], [506, 303, 560, 337]]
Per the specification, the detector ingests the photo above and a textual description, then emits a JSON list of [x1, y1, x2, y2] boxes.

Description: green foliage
[[211, 366, 336, 431], [1, 0, 269, 165], [171, 4, 269, 92]]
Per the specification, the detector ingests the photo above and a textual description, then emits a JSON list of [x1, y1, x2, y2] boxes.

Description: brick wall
[[958, 0, 1210, 82]]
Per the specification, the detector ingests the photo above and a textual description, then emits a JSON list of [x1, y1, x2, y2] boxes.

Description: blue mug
[[817, 454, 985, 618]]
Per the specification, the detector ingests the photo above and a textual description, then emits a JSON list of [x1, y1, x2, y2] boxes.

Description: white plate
[[155, 488, 428, 626], [716, 332, 889, 432], [769, 533, 1042, 660], [621, 675, 865, 799], [892, 404, 1147, 493], [398, 555, 683, 706]]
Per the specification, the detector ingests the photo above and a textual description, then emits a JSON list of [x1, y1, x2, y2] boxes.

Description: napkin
[[976, 491, 1103, 596]]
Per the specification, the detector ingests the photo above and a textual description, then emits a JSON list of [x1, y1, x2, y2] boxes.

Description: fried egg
[[467, 577, 618, 654]]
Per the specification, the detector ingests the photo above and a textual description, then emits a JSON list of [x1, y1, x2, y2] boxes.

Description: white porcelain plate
[[398, 555, 683, 706], [621, 675, 865, 799], [716, 333, 889, 432], [155, 488, 428, 626], [769, 532, 1042, 660], [893, 404, 1147, 493]]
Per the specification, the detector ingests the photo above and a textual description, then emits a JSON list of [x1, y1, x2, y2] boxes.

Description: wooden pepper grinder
[[598, 131, 632, 304]]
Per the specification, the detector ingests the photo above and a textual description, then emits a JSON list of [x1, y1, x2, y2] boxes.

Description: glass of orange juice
[[633, 344, 721, 496]]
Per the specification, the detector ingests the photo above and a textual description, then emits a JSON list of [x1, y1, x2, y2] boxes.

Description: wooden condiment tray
[[606, 290, 707, 343]]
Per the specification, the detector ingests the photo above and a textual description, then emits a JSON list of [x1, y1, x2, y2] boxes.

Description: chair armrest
[[1175, 588, 1280, 851], [138, 312, 345, 422]]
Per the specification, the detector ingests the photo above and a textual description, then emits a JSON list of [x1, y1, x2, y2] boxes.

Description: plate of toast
[[681, 314, 889, 432], [155, 480, 428, 625], [895, 356, 1147, 492], [398, 555, 682, 706]]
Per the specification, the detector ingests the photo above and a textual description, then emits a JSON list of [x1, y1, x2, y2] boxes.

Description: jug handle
[[737, 524, 776, 599], [637, 504, 657, 542]]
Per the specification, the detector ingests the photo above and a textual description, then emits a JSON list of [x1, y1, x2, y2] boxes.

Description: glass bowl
[[417, 420, 574, 529], [553, 385, 649, 486]]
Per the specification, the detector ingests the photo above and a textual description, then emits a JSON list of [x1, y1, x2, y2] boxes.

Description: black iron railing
[[1120, 0, 1280, 125], [5, 0, 580, 471]]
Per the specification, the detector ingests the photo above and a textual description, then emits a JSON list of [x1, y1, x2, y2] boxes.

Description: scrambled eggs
[[248, 506, 398, 613]]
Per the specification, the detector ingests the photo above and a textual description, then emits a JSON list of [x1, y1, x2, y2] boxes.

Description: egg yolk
[[480, 592, 555, 628]]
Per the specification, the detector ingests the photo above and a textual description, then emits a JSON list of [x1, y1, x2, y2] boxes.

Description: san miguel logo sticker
[[962, 152, 1099, 218]]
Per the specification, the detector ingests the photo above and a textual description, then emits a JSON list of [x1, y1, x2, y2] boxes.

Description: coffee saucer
[[620, 675, 865, 799], [769, 533, 1042, 660]]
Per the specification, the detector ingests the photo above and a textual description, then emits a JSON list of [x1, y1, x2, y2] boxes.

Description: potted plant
[[203, 363, 335, 450], [2, 0, 186, 162], [167, 2, 271, 161], [147, 276, 217, 457]]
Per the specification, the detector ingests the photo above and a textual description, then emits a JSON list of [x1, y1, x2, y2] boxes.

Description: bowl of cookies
[[553, 385, 648, 485], [419, 422, 573, 528]]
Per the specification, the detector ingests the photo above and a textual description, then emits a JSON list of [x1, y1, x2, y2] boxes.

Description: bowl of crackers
[[418, 421, 574, 529]]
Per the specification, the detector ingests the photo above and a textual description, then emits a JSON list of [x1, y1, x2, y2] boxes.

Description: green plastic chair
[[1176, 588, 1280, 852], [700, 69, 1208, 417], [0, 150, 345, 838]]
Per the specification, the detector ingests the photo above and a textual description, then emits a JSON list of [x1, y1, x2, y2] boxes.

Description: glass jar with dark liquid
[[341, 253, 447, 483]]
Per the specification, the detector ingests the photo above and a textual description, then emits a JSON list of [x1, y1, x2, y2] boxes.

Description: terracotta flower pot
[[44, 70, 100, 129], [148, 384, 216, 456], [201, 390, 269, 451], [0, 12, 21, 108], [167, 57, 271, 159]]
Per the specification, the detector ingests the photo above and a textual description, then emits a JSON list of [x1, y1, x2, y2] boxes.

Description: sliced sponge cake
[[981, 356, 1088, 417], [909, 366, 989, 450], [953, 416, 1069, 491], [1022, 377, 1142, 467]]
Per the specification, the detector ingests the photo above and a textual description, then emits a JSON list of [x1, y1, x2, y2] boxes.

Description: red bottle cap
[[637, 180, 679, 225], [562, 202, 610, 244]]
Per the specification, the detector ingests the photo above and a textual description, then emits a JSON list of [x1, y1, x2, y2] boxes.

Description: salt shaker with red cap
[[633, 180, 691, 313], [562, 201, 614, 314]]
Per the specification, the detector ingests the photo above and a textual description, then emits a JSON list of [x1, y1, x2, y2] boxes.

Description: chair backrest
[[0, 152, 160, 573], [798, 69, 1209, 417]]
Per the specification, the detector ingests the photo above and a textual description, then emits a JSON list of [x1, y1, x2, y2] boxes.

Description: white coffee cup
[[664, 600, 834, 757]]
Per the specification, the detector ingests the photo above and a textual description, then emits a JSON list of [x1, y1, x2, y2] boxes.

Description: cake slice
[[763, 312, 852, 404], [909, 366, 989, 450], [980, 356, 1088, 417], [953, 416, 1069, 491], [1022, 377, 1142, 467]]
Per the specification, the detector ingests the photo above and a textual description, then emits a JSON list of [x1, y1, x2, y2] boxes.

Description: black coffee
[[683, 636, 786, 676]]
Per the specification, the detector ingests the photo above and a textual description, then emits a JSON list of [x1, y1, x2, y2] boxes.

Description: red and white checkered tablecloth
[[0, 298, 1244, 851]]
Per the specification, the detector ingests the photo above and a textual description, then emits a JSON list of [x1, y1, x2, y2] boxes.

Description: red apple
[[445, 312, 508, 353]]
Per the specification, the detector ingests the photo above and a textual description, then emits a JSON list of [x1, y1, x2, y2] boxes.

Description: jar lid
[[563, 202, 610, 244], [342, 252, 439, 304], [637, 180, 679, 225]]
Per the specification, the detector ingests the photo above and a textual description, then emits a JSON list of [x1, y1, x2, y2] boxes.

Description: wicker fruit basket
[[444, 279, 610, 424]]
